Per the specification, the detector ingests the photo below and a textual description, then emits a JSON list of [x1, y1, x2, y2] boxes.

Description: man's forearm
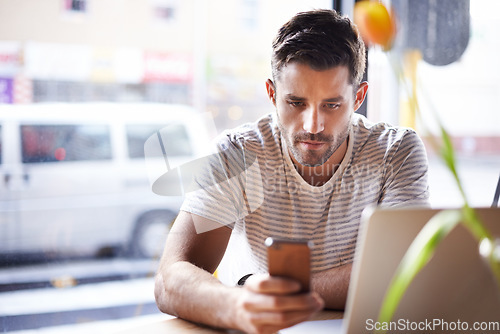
[[311, 263, 352, 310], [155, 261, 241, 330], [155, 262, 324, 333]]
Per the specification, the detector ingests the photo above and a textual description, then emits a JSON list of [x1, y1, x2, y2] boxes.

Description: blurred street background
[[0, 0, 499, 332]]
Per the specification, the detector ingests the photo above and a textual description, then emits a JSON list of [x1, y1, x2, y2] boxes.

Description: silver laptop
[[343, 207, 500, 334]]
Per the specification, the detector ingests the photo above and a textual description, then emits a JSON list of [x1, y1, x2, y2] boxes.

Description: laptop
[[342, 206, 500, 334]]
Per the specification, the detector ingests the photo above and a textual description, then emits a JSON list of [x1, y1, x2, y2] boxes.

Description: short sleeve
[[180, 134, 263, 232], [378, 129, 430, 207]]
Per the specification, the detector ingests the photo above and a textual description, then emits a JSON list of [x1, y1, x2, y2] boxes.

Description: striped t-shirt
[[180, 112, 429, 285]]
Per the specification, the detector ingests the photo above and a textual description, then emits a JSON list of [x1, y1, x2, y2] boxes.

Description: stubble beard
[[279, 119, 351, 168]]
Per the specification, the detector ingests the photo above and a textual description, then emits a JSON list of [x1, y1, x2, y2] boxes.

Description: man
[[154, 9, 428, 334]]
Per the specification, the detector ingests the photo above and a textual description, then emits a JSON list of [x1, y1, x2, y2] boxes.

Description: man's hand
[[155, 212, 324, 333], [234, 274, 324, 334]]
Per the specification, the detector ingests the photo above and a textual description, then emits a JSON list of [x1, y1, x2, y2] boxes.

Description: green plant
[[376, 88, 500, 325], [353, 1, 500, 331]]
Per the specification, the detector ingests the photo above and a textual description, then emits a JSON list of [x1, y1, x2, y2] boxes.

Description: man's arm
[[311, 263, 352, 310], [154, 211, 324, 334], [154, 211, 233, 326]]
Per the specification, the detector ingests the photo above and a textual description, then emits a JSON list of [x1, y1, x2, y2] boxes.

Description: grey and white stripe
[[181, 113, 429, 285]]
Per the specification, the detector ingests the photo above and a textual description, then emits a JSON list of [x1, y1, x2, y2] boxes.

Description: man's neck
[[292, 138, 348, 187]]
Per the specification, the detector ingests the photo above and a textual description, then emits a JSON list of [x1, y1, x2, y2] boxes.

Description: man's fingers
[[241, 289, 324, 313], [235, 279, 325, 334], [244, 302, 323, 334], [245, 274, 301, 295]]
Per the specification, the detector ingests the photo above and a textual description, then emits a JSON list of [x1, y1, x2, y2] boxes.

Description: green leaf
[[439, 126, 455, 173], [461, 204, 492, 242], [377, 210, 463, 332]]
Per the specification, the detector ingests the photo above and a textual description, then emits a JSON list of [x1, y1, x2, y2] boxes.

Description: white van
[[0, 103, 213, 260]]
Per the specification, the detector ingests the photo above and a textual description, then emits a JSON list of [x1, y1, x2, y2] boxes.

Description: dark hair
[[271, 9, 366, 87]]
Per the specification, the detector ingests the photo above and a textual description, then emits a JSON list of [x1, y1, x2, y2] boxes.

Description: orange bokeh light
[[354, 0, 397, 51]]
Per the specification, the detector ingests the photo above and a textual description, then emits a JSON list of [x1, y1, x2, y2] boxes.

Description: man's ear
[[354, 81, 369, 112], [265, 79, 276, 106]]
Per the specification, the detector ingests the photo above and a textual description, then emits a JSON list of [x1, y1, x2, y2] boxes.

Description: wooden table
[[119, 310, 344, 334]]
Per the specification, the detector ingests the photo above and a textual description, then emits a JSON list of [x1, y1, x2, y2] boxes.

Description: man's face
[[267, 62, 367, 167]]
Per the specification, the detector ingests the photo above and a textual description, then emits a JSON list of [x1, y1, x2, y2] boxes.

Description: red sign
[[0, 42, 21, 76], [143, 52, 193, 83]]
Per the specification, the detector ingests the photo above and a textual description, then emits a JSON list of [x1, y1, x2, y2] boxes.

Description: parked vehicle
[[0, 103, 213, 260]]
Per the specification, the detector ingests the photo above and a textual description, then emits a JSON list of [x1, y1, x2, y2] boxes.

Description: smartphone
[[265, 237, 311, 293]]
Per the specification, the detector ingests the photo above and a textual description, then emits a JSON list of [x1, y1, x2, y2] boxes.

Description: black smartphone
[[265, 237, 311, 293]]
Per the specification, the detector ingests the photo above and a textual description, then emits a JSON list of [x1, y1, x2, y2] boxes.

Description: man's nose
[[302, 107, 324, 134]]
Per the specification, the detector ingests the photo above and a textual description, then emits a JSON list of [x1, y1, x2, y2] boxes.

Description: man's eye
[[325, 103, 340, 109], [288, 101, 305, 107]]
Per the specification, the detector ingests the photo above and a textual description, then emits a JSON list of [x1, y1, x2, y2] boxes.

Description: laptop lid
[[343, 207, 500, 334]]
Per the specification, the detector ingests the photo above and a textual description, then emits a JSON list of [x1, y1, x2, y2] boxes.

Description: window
[[151, 0, 178, 24], [240, 0, 259, 30], [63, 0, 87, 13], [21, 124, 111, 163], [127, 123, 192, 159], [8, 1, 498, 333], [366, 0, 500, 208], [153, 6, 175, 21]]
